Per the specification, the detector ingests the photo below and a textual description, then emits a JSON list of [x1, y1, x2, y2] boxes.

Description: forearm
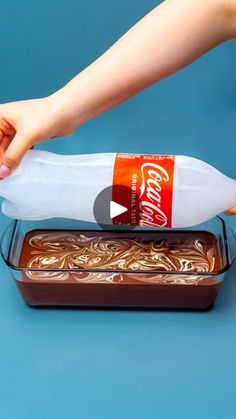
[[52, 0, 236, 127]]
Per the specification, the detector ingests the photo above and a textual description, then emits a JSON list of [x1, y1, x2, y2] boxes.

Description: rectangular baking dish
[[1, 217, 235, 310]]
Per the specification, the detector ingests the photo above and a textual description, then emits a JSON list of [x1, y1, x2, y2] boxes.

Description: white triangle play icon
[[110, 200, 128, 219]]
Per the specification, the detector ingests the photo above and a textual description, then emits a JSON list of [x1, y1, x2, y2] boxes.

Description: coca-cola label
[[112, 153, 175, 227]]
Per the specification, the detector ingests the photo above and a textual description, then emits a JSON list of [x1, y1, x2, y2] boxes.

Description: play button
[[110, 201, 128, 219], [93, 184, 140, 230]]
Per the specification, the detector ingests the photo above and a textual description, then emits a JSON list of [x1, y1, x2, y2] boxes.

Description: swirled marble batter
[[19, 230, 219, 285]]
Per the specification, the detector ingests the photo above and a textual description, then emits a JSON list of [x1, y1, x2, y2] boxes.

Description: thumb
[[0, 131, 33, 178]]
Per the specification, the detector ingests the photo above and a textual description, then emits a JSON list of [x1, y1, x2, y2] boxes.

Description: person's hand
[[225, 206, 236, 215], [0, 96, 77, 178]]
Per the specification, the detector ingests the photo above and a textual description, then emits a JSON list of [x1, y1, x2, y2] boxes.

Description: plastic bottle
[[0, 150, 235, 227]]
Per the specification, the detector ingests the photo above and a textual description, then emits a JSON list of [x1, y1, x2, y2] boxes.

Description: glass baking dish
[[1, 217, 235, 310]]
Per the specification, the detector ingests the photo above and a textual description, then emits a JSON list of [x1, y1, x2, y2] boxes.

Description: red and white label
[[112, 153, 175, 227]]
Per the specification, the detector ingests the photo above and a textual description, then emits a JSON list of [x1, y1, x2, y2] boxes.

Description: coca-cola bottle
[[0, 150, 235, 228]]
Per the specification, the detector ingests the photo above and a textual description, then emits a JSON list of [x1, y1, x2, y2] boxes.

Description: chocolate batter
[[17, 229, 222, 308]]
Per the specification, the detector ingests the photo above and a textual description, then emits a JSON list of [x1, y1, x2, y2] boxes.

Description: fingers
[[225, 206, 236, 216], [0, 118, 15, 136], [0, 131, 33, 178], [0, 134, 11, 161]]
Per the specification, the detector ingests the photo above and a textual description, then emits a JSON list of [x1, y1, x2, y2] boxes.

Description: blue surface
[[0, 1, 236, 418]]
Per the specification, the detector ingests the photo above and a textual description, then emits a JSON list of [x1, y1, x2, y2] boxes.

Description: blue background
[[0, 1, 236, 418]]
